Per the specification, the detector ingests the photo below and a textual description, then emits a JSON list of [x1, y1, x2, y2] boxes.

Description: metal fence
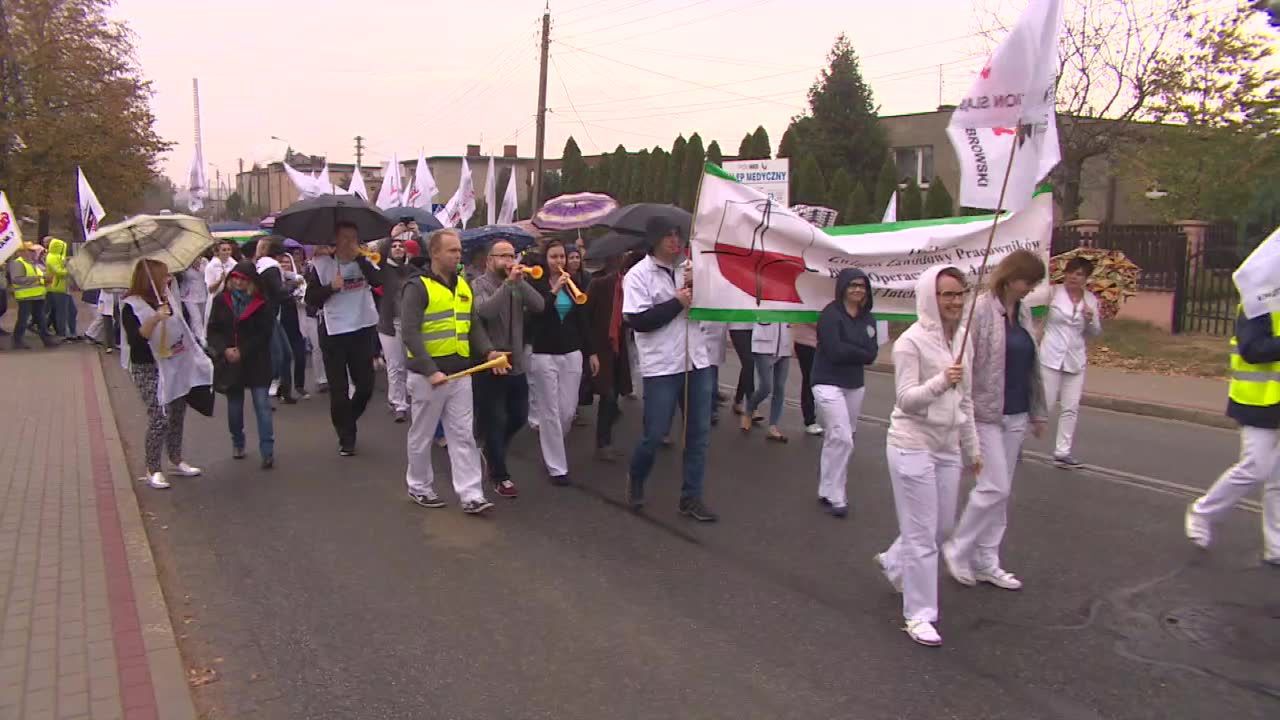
[[1051, 224, 1186, 291]]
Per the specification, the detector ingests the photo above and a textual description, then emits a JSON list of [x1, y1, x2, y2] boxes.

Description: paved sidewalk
[[0, 347, 194, 720]]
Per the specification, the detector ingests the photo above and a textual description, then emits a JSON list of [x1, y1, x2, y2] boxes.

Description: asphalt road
[[100, 353, 1278, 720]]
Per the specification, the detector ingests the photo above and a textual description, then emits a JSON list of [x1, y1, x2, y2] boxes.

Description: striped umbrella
[[533, 192, 618, 231], [68, 214, 215, 290]]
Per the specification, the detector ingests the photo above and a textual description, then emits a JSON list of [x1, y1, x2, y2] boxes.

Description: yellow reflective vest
[[12, 258, 47, 301], [1228, 310, 1280, 408], [407, 274, 472, 359]]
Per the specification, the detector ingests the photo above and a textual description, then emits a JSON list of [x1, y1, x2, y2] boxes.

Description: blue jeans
[[48, 293, 73, 337], [226, 386, 275, 458], [13, 299, 49, 346], [748, 353, 790, 426], [473, 372, 529, 481], [629, 367, 713, 500]]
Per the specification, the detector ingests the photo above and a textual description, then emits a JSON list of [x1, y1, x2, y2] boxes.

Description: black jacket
[[811, 268, 879, 389], [529, 274, 594, 357], [1227, 310, 1280, 429], [207, 265, 276, 391]]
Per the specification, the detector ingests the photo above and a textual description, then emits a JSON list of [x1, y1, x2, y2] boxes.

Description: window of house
[[893, 146, 933, 187]]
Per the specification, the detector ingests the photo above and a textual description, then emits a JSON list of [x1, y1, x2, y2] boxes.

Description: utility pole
[[354, 135, 364, 167], [532, 5, 550, 207]]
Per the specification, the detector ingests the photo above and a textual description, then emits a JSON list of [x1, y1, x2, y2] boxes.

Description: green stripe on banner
[[827, 214, 993, 235], [704, 162, 737, 182], [688, 305, 1047, 323]]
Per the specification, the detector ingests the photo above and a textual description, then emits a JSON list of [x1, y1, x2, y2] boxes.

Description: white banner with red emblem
[[0, 191, 22, 264]]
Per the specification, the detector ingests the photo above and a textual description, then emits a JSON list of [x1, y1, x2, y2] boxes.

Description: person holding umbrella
[[303, 221, 382, 456], [207, 261, 276, 468]]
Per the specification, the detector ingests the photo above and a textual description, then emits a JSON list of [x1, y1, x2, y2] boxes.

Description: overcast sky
[[109, 0, 1239, 188]]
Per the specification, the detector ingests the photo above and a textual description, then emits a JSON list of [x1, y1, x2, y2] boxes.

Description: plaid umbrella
[[68, 214, 215, 290], [790, 204, 839, 228], [533, 192, 618, 231]]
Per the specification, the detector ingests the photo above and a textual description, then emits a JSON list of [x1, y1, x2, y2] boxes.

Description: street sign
[[721, 158, 790, 207]]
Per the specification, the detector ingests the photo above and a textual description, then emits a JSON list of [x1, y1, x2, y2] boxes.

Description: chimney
[[503, 144, 518, 158], [466, 144, 481, 157]]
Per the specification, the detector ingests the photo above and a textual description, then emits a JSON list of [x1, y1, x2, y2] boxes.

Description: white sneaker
[[269, 379, 280, 396], [171, 462, 202, 477], [904, 619, 942, 647], [146, 472, 170, 490], [1184, 505, 1211, 549], [941, 541, 975, 586], [874, 553, 903, 593], [805, 423, 824, 436], [974, 567, 1022, 590]]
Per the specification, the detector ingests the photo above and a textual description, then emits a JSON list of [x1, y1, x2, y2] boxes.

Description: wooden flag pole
[[955, 130, 1023, 359]]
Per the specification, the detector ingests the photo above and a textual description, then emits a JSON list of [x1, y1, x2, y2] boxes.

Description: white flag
[[1234, 226, 1280, 320], [284, 162, 322, 200], [403, 150, 438, 209], [485, 156, 497, 226], [187, 147, 208, 213], [376, 154, 405, 210], [498, 167, 519, 224], [881, 193, 897, 223], [348, 166, 369, 200], [77, 167, 106, 240], [317, 163, 332, 193], [435, 158, 476, 228], [0, 191, 23, 264], [947, 0, 1062, 211]]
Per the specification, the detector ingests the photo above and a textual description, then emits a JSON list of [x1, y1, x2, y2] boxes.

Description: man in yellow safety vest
[[6, 242, 54, 349], [400, 228, 508, 515], [1186, 306, 1280, 564]]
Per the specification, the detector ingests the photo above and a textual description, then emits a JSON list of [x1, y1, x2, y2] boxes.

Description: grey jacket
[[471, 270, 545, 376], [399, 265, 494, 377], [969, 292, 1047, 425], [7, 258, 39, 290], [375, 259, 414, 335]]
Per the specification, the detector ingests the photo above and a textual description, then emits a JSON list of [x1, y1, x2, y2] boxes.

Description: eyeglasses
[[847, 284, 868, 292], [936, 290, 969, 300]]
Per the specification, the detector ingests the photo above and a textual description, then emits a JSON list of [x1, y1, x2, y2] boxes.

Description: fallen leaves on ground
[[188, 667, 220, 687]]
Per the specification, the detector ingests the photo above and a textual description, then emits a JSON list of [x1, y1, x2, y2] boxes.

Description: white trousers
[[813, 384, 866, 508], [528, 351, 583, 477], [1041, 366, 1085, 457], [881, 446, 962, 623], [405, 373, 484, 502], [302, 314, 327, 386], [379, 330, 409, 412], [1192, 425, 1280, 561], [949, 413, 1029, 573], [524, 346, 541, 427]]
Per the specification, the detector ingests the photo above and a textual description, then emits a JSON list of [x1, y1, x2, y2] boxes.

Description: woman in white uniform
[[875, 265, 981, 647], [1039, 257, 1102, 468]]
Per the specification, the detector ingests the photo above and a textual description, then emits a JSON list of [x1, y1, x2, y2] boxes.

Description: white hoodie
[[887, 265, 981, 465]]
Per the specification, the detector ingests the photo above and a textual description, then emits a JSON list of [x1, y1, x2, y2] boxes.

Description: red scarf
[[608, 273, 624, 355]]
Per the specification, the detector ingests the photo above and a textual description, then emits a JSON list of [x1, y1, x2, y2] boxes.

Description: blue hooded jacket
[[811, 268, 879, 389]]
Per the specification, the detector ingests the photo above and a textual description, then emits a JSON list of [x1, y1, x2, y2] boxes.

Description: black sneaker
[[338, 445, 356, 457], [394, 410, 408, 424], [1054, 454, 1083, 469], [261, 456, 274, 470], [679, 497, 719, 522], [232, 447, 246, 460], [550, 474, 570, 487], [461, 498, 494, 515], [279, 394, 298, 405], [625, 475, 646, 511], [409, 491, 446, 508]]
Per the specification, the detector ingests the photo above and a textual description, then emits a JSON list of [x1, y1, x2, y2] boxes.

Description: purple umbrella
[[533, 192, 618, 231]]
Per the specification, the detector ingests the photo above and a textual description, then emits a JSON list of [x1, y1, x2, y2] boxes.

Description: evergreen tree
[[827, 168, 853, 213], [899, 179, 923, 221], [737, 132, 755, 160], [667, 135, 687, 205], [706, 140, 724, 167], [610, 144, 630, 201], [794, 35, 889, 191], [560, 137, 587, 193], [923, 177, 954, 219], [793, 155, 826, 205], [843, 181, 872, 225], [750, 126, 772, 159], [630, 149, 650, 204], [648, 148, 669, 203], [873, 155, 898, 215], [777, 123, 801, 159], [682, 133, 706, 210]]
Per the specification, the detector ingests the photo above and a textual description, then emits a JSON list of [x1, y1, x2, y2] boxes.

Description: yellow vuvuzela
[[443, 353, 511, 381]]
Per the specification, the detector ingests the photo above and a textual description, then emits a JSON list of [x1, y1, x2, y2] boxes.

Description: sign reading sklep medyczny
[[721, 159, 790, 207]]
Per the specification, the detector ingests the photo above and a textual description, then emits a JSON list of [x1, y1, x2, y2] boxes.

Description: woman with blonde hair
[[944, 249, 1047, 592]]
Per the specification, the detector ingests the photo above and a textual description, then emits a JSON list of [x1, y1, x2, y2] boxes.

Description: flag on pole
[[435, 158, 477, 228], [348, 166, 369, 200], [881, 193, 897, 223], [77, 167, 106, 240], [0, 191, 23, 264], [1234, 225, 1280, 319], [317, 163, 332, 193], [376, 154, 405, 210], [187, 147, 208, 213], [946, 0, 1063, 211], [403, 150, 438, 209], [284, 162, 323, 200], [498, 167, 519, 224], [688, 164, 1051, 322], [485, 156, 497, 226]]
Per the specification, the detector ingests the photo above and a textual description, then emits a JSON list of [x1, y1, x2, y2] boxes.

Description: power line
[[564, 0, 774, 48], [554, 0, 665, 29], [557, 0, 712, 40], [549, 53, 600, 154]]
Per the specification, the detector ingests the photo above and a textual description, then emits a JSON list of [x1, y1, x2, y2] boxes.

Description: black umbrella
[[274, 194, 394, 245], [382, 206, 444, 232], [597, 203, 692, 237], [585, 229, 648, 262]]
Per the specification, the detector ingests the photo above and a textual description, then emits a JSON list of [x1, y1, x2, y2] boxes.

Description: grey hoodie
[[887, 265, 981, 466], [471, 269, 545, 375], [399, 264, 494, 377]]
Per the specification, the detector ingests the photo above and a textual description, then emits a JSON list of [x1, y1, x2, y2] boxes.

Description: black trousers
[[473, 372, 529, 481], [794, 343, 817, 426], [729, 329, 755, 405], [280, 305, 307, 391], [319, 325, 377, 448]]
